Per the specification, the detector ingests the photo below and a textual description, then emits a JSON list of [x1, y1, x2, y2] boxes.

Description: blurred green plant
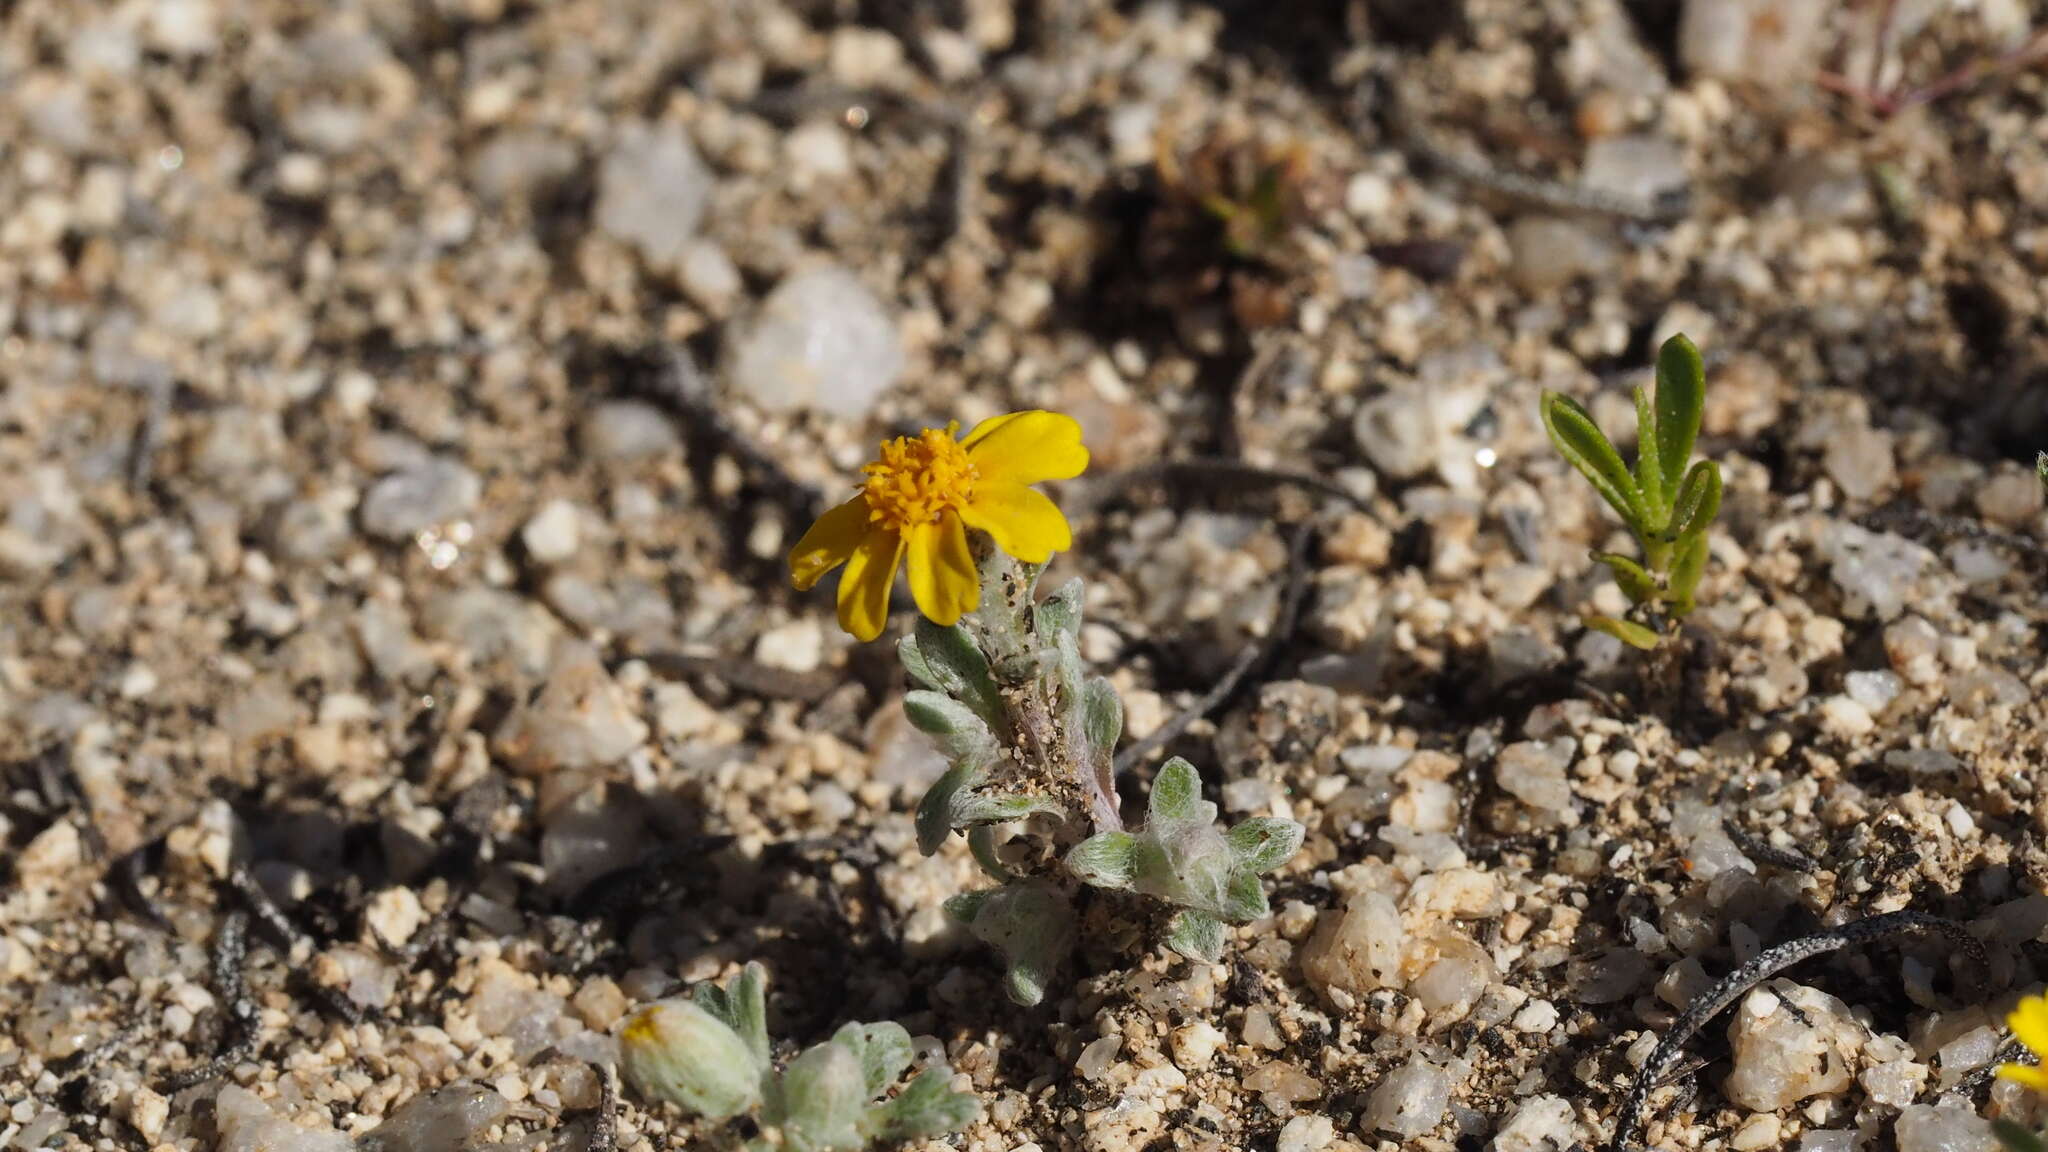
[[621, 963, 978, 1152], [1541, 333, 1721, 650]]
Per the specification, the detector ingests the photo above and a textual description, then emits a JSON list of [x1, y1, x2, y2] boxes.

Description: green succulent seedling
[[1064, 757, 1304, 963], [1540, 333, 1721, 650], [2036, 450, 2046, 496], [621, 964, 979, 1152]]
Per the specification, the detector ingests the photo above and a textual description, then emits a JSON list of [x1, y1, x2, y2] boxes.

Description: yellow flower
[[2001, 990, 2048, 1093], [789, 411, 1088, 641]]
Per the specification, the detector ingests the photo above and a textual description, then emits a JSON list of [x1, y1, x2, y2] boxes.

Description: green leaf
[[950, 882, 1076, 1007], [1540, 392, 1645, 533], [1081, 676, 1122, 756], [1667, 530, 1709, 615], [1669, 460, 1721, 542], [902, 691, 997, 770], [1993, 1121, 2048, 1152], [900, 621, 1003, 727], [966, 825, 1011, 881], [1654, 333, 1705, 496], [914, 763, 977, 856], [830, 1022, 913, 1098], [919, 764, 1060, 858], [1631, 385, 1667, 529], [2037, 451, 2047, 496], [1594, 551, 1658, 606], [690, 962, 770, 1068], [1065, 831, 1140, 890], [953, 792, 1064, 826], [1216, 866, 1270, 923], [1034, 578, 1084, 638], [768, 1041, 865, 1152], [1148, 757, 1203, 826], [942, 890, 990, 923], [1587, 615, 1661, 650], [1163, 909, 1226, 963], [862, 1066, 981, 1142], [1225, 817, 1304, 874]]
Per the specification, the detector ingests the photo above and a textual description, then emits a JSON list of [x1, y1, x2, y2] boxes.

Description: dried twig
[[1819, 25, 2048, 118], [588, 1062, 618, 1152], [226, 863, 365, 1025], [1719, 819, 1819, 874], [1859, 500, 2048, 560], [107, 845, 175, 933], [1382, 84, 1688, 224], [165, 911, 257, 1090], [1114, 523, 1314, 772], [1604, 910, 1986, 1152], [227, 864, 310, 956], [126, 381, 171, 492], [630, 347, 829, 520]]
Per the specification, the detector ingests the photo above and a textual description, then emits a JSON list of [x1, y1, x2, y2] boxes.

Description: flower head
[[790, 411, 1087, 640], [2000, 990, 2048, 1094]]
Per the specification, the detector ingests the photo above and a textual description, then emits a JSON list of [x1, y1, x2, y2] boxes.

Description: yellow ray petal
[[961, 481, 1071, 564], [906, 512, 980, 626], [2012, 994, 2048, 1058], [959, 412, 1025, 449], [835, 528, 904, 642], [964, 411, 1089, 486], [789, 496, 873, 591], [1997, 1062, 2048, 1094]]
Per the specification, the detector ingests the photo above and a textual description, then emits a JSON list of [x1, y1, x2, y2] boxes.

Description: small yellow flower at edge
[[2000, 990, 2048, 1094], [788, 410, 1088, 641]]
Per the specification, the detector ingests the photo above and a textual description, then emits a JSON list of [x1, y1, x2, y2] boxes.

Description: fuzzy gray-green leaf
[[1163, 909, 1226, 963], [955, 882, 1075, 1007], [954, 792, 1064, 826], [901, 621, 1003, 726], [1148, 757, 1203, 826], [914, 763, 976, 856], [1034, 578, 1084, 638], [689, 962, 770, 1068], [902, 691, 997, 770], [769, 1041, 865, 1152], [830, 1021, 913, 1099], [1217, 866, 1270, 923], [1541, 392, 1645, 533], [863, 1066, 981, 1143], [1225, 817, 1304, 874], [1065, 831, 1139, 890], [1653, 333, 1705, 496], [966, 825, 1012, 881], [1081, 676, 1123, 756], [1669, 459, 1721, 542], [942, 890, 990, 923]]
